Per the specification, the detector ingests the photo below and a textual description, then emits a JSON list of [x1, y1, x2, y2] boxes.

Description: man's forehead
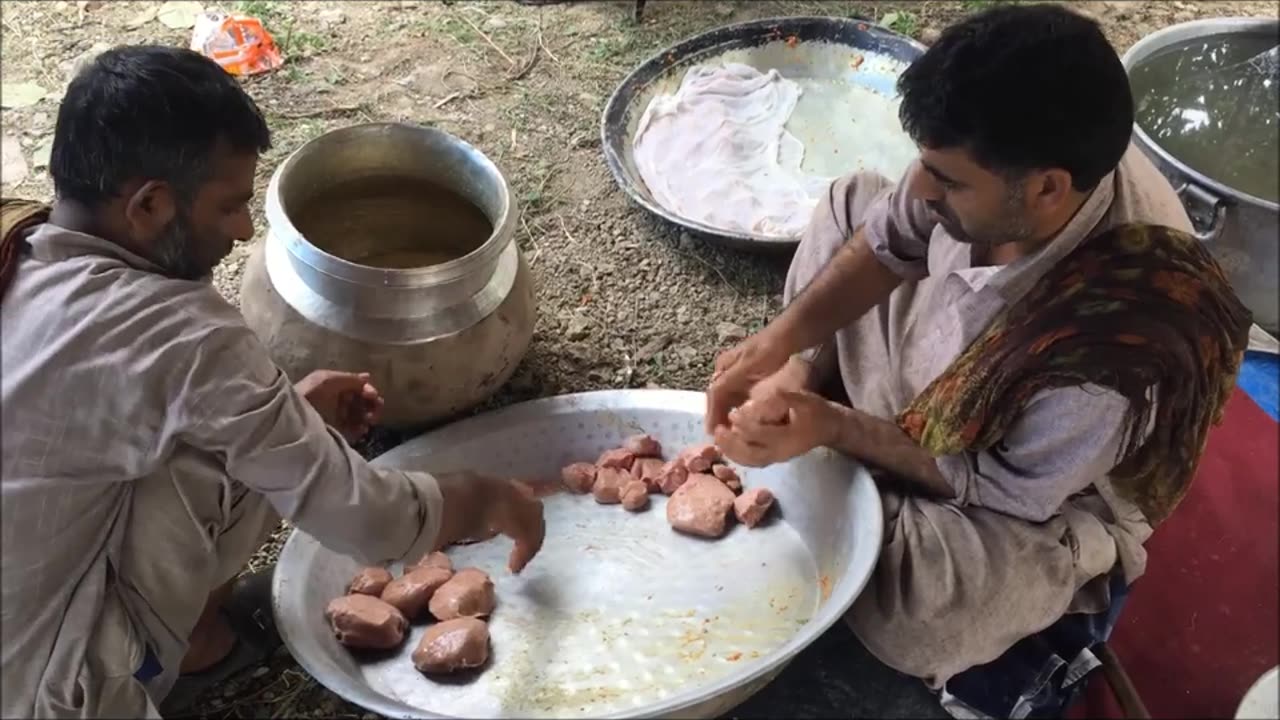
[[919, 146, 994, 184]]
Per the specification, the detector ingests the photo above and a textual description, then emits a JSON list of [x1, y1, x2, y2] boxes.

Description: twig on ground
[[675, 247, 742, 298], [456, 12, 517, 68], [271, 103, 365, 119], [434, 92, 464, 109], [537, 10, 562, 65], [507, 41, 540, 82]]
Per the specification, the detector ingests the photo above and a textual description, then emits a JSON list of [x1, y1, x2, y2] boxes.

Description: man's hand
[[295, 370, 384, 443], [434, 472, 546, 574], [714, 388, 843, 467], [706, 332, 796, 435]]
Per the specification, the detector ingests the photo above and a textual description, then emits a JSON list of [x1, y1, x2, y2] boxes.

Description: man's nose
[[230, 210, 255, 242]]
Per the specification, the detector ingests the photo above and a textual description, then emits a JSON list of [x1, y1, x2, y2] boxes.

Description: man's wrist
[[824, 400, 861, 452]]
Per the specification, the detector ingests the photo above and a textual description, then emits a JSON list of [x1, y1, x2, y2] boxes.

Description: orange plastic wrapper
[[190, 12, 285, 77]]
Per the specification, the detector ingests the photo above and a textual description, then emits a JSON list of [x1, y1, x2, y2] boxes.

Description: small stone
[[252, 665, 270, 678], [484, 16, 508, 30], [678, 232, 696, 251], [920, 27, 942, 46], [566, 315, 591, 340], [637, 336, 669, 361], [318, 8, 345, 25], [716, 322, 747, 344], [2, 135, 29, 186]]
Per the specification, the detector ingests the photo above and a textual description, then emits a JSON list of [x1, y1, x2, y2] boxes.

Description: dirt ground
[[2, 0, 1276, 717]]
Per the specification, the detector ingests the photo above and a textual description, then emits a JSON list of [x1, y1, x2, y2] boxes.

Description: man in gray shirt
[[707, 5, 1248, 716], [1, 46, 545, 718]]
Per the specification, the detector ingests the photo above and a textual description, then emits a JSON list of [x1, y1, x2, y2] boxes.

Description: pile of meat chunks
[[561, 434, 775, 538], [324, 434, 776, 678], [325, 551, 497, 675]]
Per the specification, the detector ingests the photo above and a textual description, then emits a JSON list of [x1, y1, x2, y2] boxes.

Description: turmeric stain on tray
[[819, 574, 833, 601]]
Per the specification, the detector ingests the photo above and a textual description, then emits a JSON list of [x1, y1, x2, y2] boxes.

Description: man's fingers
[[496, 482, 545, 574], [714, 424, 771, 467]]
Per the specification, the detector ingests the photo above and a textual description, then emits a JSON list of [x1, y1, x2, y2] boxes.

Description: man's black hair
[[897, 4, 1133, 191], [50, 45, 272, 207]]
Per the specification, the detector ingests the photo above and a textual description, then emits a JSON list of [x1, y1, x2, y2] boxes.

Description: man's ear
[[1028, 168, 1075, 214], [122, 180, 177, 243]]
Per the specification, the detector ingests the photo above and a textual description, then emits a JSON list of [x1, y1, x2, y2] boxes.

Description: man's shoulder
[[1109, 144, 1194, 233]]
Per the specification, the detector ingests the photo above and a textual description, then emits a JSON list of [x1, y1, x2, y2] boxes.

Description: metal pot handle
[[1175, 182, 1228, 243]]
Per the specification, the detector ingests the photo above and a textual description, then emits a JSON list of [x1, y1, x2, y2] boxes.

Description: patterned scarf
[[0, 198, 51, 305], [897, 223, 1252, 526]]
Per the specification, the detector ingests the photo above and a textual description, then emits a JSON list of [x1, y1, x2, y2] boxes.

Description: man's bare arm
[[768, 225, 904, 353], [829, 404, 957, 499]]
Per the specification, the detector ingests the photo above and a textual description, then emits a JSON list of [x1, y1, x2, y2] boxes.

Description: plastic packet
[[190, 11, 285, 76]]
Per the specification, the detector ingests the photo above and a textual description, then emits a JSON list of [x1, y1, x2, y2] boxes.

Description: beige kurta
[[786, 145, 1192, 686], [1, 225, 446, 717]]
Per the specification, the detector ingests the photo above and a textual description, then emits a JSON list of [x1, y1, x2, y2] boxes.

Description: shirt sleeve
[[175, 324, 444, 566], [934, 384, 1133, 523], [860, 159, 938, 281]]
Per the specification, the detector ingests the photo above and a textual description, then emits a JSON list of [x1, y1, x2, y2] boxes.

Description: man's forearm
[[829, 404, 957, 499], [769, 227, 903, 353]]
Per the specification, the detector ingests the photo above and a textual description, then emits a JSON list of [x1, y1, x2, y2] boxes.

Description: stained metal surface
[[273, 390, 883, 718], [1122, 18, 1280, 334], [601, 17, 925, 252]]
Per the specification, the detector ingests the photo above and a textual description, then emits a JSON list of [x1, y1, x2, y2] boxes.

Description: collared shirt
[[1, 225, 444, 716], [858, 145, 1193, 523]]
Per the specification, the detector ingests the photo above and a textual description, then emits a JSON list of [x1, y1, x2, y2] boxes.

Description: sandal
[[159, 569, 285, 717]]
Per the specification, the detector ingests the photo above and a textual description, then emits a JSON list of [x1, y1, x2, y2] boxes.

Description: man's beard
[[153, 213, 217, 281], [929, 186, 1035, 248]]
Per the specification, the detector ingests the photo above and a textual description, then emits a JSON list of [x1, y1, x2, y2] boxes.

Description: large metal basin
[[601, 16, 924, 252], [1122, 18, 1280, 334], [272, 389, 883, 718], [240, 123, 536, 427]]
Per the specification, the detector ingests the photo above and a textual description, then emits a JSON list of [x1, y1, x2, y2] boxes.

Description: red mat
[[1070, 388, 1279, 718]]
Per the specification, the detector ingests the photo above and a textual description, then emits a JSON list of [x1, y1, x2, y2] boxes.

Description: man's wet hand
[[435, 472, 546, 574], [706, 333, 792, 435], [296, 370, 384, 442], [714, 389, 841, 467]]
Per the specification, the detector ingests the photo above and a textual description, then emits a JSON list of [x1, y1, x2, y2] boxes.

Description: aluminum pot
[[1122, 17, 1280, 334], [240, 123, 536, 428]]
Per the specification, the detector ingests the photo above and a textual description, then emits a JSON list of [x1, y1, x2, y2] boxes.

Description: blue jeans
[[941, 572, 1130, 719]]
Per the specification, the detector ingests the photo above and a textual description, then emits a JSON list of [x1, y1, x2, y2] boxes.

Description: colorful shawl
[[897, 223, 1252, 525], [0, 198, 51, 304]]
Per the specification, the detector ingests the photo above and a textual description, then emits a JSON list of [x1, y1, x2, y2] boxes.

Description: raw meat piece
[[561, 462, 597, 494], [631, 457, 666, 492], [678, 443, 722, 473], [430, 567, 497, 621], [667, 473, 736, 538], [656, 459, 689, 495], [592, 467, 630, 504], [415, 551, 453, 573], [325, 594, 408, 650], [734, 487, 775, 528], [413, 617, 490, 674], [621, 480, 650, 511], [346, 567, 393, 596], [380, 566, 453, 621], [623, 434, 663, 457], [597, 447, 637, 470], [712, 464, 743, 494]]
